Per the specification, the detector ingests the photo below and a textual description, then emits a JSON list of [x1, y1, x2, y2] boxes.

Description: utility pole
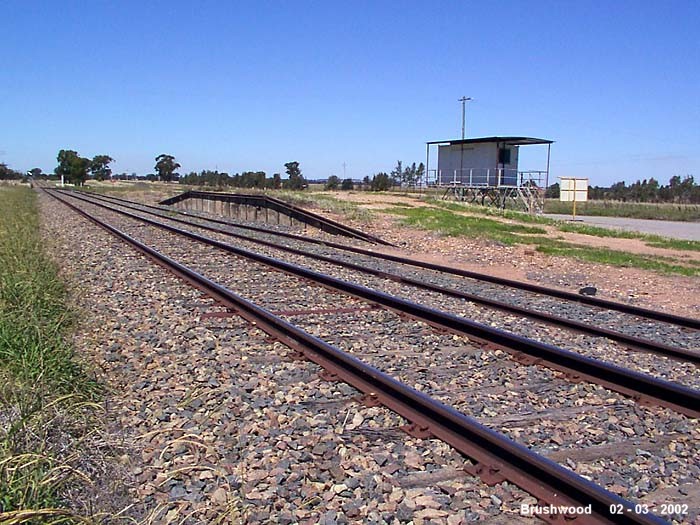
[[458, 96, 472, 182], [458, 96, 472, 139], [342, 162, 347, 179]]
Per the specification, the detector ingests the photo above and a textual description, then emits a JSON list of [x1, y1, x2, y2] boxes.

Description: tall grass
[[0, 187, 101, 517]]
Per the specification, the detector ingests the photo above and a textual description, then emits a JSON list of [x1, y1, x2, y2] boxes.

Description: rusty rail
[[44, 187, 670, 525], [50, 189, 700, 418], [78, 189, 700, 331], [59, 189, 699, 364]]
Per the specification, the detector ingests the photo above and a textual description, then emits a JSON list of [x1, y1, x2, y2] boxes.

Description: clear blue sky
[[2, 1, 698, 186]]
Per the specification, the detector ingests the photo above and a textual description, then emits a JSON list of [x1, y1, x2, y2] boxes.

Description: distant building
[[425, 136, 553, 213]]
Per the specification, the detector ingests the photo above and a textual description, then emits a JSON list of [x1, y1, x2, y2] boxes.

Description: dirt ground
[[324, 191, 699, 258], [315, 191, 700, 318]]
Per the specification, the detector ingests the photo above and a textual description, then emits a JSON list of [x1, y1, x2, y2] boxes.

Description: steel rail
[[50, 189, 700, 417], [59, 189, 699, 364], [76, 189, 700, 330], [44, 187, 669, 525]]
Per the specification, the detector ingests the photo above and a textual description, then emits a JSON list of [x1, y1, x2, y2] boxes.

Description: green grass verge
[[641, 238, 700, 251], [382, 206, 546, 245], [534, 240, 699, 276], [556, 223, 700, 252], [0, 186, 101, 515], [426, 198, 700, 252], [381, 204, 699, 276], [556, 223, 639, 239]]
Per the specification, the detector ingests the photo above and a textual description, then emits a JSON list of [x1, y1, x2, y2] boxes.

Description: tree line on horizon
[[6, 152, 698, 202], [7, 150, 424, 193], [178, 160, 425, 192], [179, 162, 306, 190], [17, 150, 310, 190], [545, 175, 700, 204]]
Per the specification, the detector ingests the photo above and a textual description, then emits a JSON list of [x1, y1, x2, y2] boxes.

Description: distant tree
[[90, 155, 114, 181], [401, 162, 420, 186], [362, 175, 371, 190], [239, 171, 266, 188], [55, 149, 90, 185], [545, 182, 560, 199], [72, 158, 91, 185], [370, 172, 391, 191], [415, 162, 425, 186], [180, 171, 197, 185], [340, 178, 354, 191], [678, 175, 696, 203], [28, 167, 43, 179], [645, 177, 660, 202], [609, 181, 627, 201], [0, 163, 23, 180], [154, 154, 181, 182], [272, 173, 282, 189], [668, 175, 682, 199], [180, 169, 239, 187], [55, 149, 78, 180], [390, 160, 403, 187], [325, 175, 340, 190], [283, 161, 307, 190], [554, 175, 700, 204]]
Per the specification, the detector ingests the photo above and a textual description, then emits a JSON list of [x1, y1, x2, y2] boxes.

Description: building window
[[498, 148, 511, 164]]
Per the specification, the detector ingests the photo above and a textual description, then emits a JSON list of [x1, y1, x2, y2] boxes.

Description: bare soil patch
[[324, 191, 700, 261], [319, 192, 700, 318], [551, 230, 700, 262]]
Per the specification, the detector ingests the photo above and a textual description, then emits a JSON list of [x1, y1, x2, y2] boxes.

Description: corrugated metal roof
[[426, 136, 554, 146]]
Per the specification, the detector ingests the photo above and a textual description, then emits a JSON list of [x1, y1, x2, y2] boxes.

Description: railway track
[[61, 189, 700, 366], [42, 187, 699, 523], [69, 188, 700, 331], [52, 188, 700, 415]]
